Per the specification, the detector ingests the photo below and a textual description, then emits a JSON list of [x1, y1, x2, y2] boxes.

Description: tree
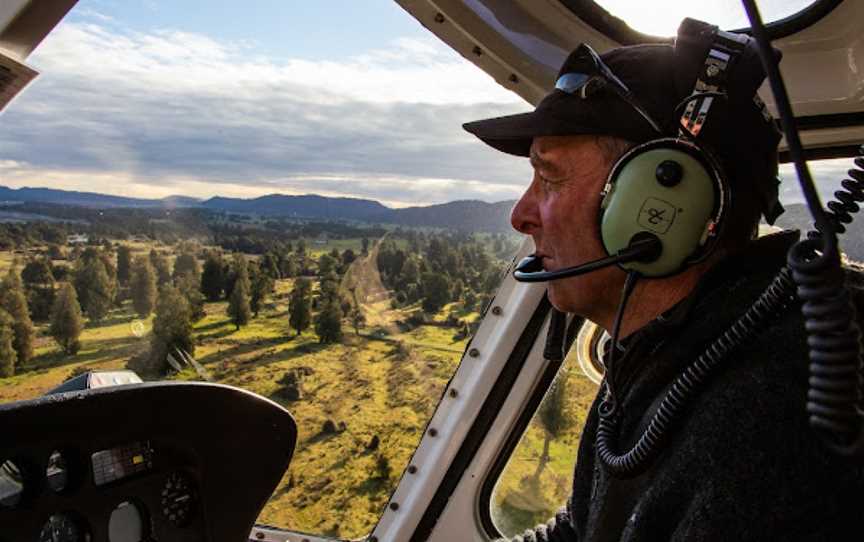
[[130, 256, 157, 318], [464, 289, 478, 310], [117, 245, 133, 286], [534, 373, 575, 480], [50, 283, 84, 355], [176, 271, 205, 321], [249, 265, 274, 318], [149, 249, 172, 286], [315, 298, 343, 344], [1, 269, 34, 366], [22, 258, 55, 285], [172, 252, 199, 282], [281, 258, 299, 278], [225, 253, 250, 301], [350, 306, 366, 335], [260, 251, 281, 280], [451, 278, 465, 301], [74, 257, 114, 322], [421, 272, 450, 314], [22, 258, 56, 321], [319, 271, 341, 304], [341, 249, 357, 269], [200, 253, 225, 301], [401, 257, 420, 286], [288, 278, 312, 336], [0, 309, 16, 377], [150, 285, 194, 374], [227, 276, 251, 330], [47, 244, 66, 260], [318, 253, 337, 276]]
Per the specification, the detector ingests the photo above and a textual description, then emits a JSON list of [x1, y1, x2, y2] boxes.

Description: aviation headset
[[598, 24, 759, 278]]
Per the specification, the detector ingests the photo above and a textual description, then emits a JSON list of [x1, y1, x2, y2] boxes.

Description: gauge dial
[[39, 514, 89, 542], [46, 451, 69, 493], [0, 459, 23, 507], [160, 471, 196, 527]]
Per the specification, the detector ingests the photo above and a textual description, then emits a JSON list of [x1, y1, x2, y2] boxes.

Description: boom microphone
[[513, 233, 662, 283]]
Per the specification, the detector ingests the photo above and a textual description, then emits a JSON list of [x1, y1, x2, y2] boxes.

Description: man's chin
[[547, 283, 577, 314]]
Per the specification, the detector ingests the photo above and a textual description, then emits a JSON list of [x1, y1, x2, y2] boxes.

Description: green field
[[0, 240, 591, 538], [0, 244, 469, 538]]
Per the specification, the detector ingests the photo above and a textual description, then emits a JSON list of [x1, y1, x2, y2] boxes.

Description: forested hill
[[201, 194, 389, 221], [0, 185, 515, 232], [0, 186, 195, 208], [386, 200, 514, 232]]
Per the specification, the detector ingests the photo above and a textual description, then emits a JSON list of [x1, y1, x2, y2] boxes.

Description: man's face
[[511, 135, 626, 318]]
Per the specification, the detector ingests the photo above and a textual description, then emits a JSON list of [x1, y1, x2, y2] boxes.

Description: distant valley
[[0, 185, 515, 233], [3, 186, 864, 259]]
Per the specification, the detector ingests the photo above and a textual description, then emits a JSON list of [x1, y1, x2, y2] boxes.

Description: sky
[[0, 0, 852, 209]]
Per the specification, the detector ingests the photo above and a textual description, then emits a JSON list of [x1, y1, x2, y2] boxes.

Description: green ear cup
[[600, 141, 722, 277]]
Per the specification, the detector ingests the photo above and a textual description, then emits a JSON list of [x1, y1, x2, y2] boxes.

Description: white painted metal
[[0, 0, 78, 60], [395, 0, 864, 153], [249, 525, 333, 542], [368, 238, 547, 541], [0, 0, 28, 43], [0, 0, 29, 60]]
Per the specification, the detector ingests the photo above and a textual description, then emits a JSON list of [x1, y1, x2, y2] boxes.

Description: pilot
[[464, 19, 864, 542]]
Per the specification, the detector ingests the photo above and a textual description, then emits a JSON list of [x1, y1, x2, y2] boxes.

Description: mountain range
[[0, 185, 515, 232], [4, 185, 864, 258]]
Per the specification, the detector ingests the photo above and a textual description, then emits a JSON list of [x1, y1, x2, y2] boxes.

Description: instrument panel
[[0, 382, 296, 542]]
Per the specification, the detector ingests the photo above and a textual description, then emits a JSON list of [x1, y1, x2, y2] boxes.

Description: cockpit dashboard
[[0, 382, 296, 542]]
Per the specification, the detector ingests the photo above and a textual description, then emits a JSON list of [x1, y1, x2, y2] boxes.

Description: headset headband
[[679, 28, 749, 138]]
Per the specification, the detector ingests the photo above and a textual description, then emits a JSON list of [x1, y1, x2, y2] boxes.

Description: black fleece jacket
[[505, 232, 864, 542]]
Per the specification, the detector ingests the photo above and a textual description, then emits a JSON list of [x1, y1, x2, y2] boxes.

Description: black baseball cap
[[463, 19, 784, 223]]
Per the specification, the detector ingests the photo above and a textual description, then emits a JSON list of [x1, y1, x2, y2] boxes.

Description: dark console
[[0, 382, 296, 542]]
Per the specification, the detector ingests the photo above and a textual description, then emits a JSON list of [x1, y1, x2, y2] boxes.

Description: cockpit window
[[592, 0, 819, 36], [0, 1, 526, 539]]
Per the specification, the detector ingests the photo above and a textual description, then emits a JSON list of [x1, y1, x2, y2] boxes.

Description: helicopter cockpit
[[2, 1, 863, 541]]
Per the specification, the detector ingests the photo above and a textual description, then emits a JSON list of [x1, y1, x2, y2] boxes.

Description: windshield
[[0, 1, 528, 538], [593, 0, 820, 36]]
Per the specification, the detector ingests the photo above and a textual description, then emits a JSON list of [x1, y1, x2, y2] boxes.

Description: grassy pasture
[[0, 241, 588, 538], [0, 245, 470, 538]]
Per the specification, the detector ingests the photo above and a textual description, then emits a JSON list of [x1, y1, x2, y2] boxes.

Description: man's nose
[[511, 180, 540, 235]]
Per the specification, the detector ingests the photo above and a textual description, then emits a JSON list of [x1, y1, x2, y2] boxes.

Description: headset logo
[[638, 198, 677, 234]]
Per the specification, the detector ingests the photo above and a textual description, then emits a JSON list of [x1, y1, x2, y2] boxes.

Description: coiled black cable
[[789, 147, 864, 455], [596, 268, 797, 478], [744, 0, 864, 454], [811, 152, 864, 237], [596, 150, 864, 477]]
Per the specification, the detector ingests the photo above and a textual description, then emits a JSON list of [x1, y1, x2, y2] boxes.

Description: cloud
[[8, 18, 847, 211], [0, 21, 532, 206]]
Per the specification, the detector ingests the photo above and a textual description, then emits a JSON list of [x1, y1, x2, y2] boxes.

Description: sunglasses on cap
[[555, 43, 664, 135]]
